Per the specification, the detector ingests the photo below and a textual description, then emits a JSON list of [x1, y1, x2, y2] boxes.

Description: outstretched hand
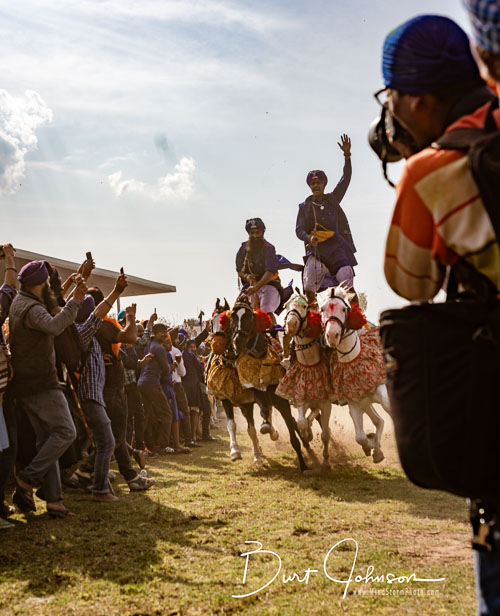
[[338, 134, 351, 156], [113, 273, 128, 295], [125, 303, 137, 318]]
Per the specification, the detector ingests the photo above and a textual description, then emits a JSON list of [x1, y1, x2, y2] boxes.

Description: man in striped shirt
[[380, 16, 498, 300], [380, 12, 500, 614]]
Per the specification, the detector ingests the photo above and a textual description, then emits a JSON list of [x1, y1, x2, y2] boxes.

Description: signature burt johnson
[[232, 539, 446, 599]]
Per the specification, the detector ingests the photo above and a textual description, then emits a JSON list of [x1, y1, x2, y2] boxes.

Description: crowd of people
[[2, 2, 500, 613], [0, 252, 219, 522]]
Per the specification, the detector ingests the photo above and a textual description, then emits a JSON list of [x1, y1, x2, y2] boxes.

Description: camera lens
[[368, 113, 403, 163]]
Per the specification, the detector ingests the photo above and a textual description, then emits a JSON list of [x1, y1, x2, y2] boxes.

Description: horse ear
[[224, 298, 230, 311], [295, 286, 301, 294], [215, 298, 220, 310]]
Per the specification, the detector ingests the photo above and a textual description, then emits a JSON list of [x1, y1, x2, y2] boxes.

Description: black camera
[[368, 104, 419, 187]]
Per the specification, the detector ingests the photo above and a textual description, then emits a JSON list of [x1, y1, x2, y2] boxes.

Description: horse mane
[[285, 291, 308, 313]]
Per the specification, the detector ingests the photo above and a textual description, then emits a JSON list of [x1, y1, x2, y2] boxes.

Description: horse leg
[[296, 403, 311, 441], [241, 403, 262, 465], [319, 401, 332, 471], [222, 399, 241, 461], [373, 384, 392, 418], [348, 401, 372, 455], [363, 403, 385, 464], [270, 389, 309, 473], [254, 389, 279, 441], [306, 406, 320, 441]]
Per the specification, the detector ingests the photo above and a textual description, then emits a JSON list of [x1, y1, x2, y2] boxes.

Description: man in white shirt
[[168, 338, 200, 448]]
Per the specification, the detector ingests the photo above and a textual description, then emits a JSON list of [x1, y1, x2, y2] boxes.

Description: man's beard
[[248, 237, 264, 253], [42, 282, 60, 315]]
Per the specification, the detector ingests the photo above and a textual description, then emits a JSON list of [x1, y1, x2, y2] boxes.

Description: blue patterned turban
[[465, 0, 500, 54], [382, 15, 481, 95]]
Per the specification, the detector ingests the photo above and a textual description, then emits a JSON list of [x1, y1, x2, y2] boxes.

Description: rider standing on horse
[[296, 134, 357, 304], [236, 218, 290, 323]]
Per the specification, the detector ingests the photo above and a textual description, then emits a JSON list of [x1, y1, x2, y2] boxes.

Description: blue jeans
[[475, 521, 500, 615], [82, 400, 115, 494], [18, 389, 76, 503], [103, 387, 136, 482]]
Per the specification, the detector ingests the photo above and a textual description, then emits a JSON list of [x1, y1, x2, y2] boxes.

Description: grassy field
[[0, 406, 475, 616]]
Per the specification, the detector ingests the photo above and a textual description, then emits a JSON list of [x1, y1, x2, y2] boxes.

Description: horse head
[[318, 286, 353, 348], [284, 291, 309, 337], [230, 294, 255, 355], [211, 297, 231, 333]]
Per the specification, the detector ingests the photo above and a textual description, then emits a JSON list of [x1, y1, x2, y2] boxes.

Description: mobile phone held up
[[120, 267, 124, 275], [86, 251, 92, 261]]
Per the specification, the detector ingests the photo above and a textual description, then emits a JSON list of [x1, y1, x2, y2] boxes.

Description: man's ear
[[408, 94, 426, 113]]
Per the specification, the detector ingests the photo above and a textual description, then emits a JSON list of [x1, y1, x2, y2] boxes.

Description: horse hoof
[[253, 458, 263, 466], [372, 450, 385, 464], [260, 422, 271, 435], [362, 444, 372, 456], [270, 430, 279, 442], [231, 451, 242, 461]]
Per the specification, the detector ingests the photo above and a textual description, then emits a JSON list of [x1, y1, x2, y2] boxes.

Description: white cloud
[[108, 156, 196, 202], [0, 89, 52, 194]]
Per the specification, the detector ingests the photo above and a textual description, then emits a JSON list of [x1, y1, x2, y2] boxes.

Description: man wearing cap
[[296, 134, 356, 304], [236, 218, 289, 320], [9, 260, 87, 517], [378, 12, 499, 614], [380, 15, 496, 300]]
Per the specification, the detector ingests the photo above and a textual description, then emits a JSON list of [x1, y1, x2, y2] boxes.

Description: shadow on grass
[[0, 484, 235, 597], [241, 451, 467, 524]]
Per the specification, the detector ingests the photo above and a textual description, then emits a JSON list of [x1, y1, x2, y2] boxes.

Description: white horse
[[318, 286, 390, 463], [277, 292, 333, 470]]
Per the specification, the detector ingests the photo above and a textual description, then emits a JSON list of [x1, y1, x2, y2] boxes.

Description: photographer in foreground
[[376, 14, 500, 614]]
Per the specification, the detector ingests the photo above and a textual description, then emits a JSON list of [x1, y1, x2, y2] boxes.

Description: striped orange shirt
[[384, 103, 500, 301]]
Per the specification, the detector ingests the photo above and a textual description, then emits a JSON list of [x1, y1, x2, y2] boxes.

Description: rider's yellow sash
[[313, 229, 335, 242]]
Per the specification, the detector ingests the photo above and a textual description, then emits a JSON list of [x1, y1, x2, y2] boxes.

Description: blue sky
[[0, 0, 473, 323]]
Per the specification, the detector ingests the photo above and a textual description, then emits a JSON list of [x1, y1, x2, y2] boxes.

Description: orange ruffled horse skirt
[[276, 359, 334, 405], [330, 328, 386, 405]]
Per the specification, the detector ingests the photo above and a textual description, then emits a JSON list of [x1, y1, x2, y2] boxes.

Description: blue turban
[[306, 170, 328, 187], [382, 15, 481, 95], [76, 295, 95, 324], [17, 260, 49, 287], [245, 218, 266, 233], [117, 310, 126, 322], [465, 0, 500, 55]]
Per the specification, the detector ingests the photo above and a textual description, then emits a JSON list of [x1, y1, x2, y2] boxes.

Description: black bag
[[379, 99, 500, 500], [380, 300, 500, 500]]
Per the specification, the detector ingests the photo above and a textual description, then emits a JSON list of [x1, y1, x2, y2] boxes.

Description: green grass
[[0, 417, 475, 615]]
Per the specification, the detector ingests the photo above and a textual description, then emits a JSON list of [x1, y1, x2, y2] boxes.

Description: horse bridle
[[230, 302, 255, 344], [322, 295, 357, 355], [285, 307, 308, 336]]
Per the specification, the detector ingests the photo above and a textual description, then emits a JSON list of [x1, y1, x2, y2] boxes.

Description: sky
[[0, 0, 475, 324]]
